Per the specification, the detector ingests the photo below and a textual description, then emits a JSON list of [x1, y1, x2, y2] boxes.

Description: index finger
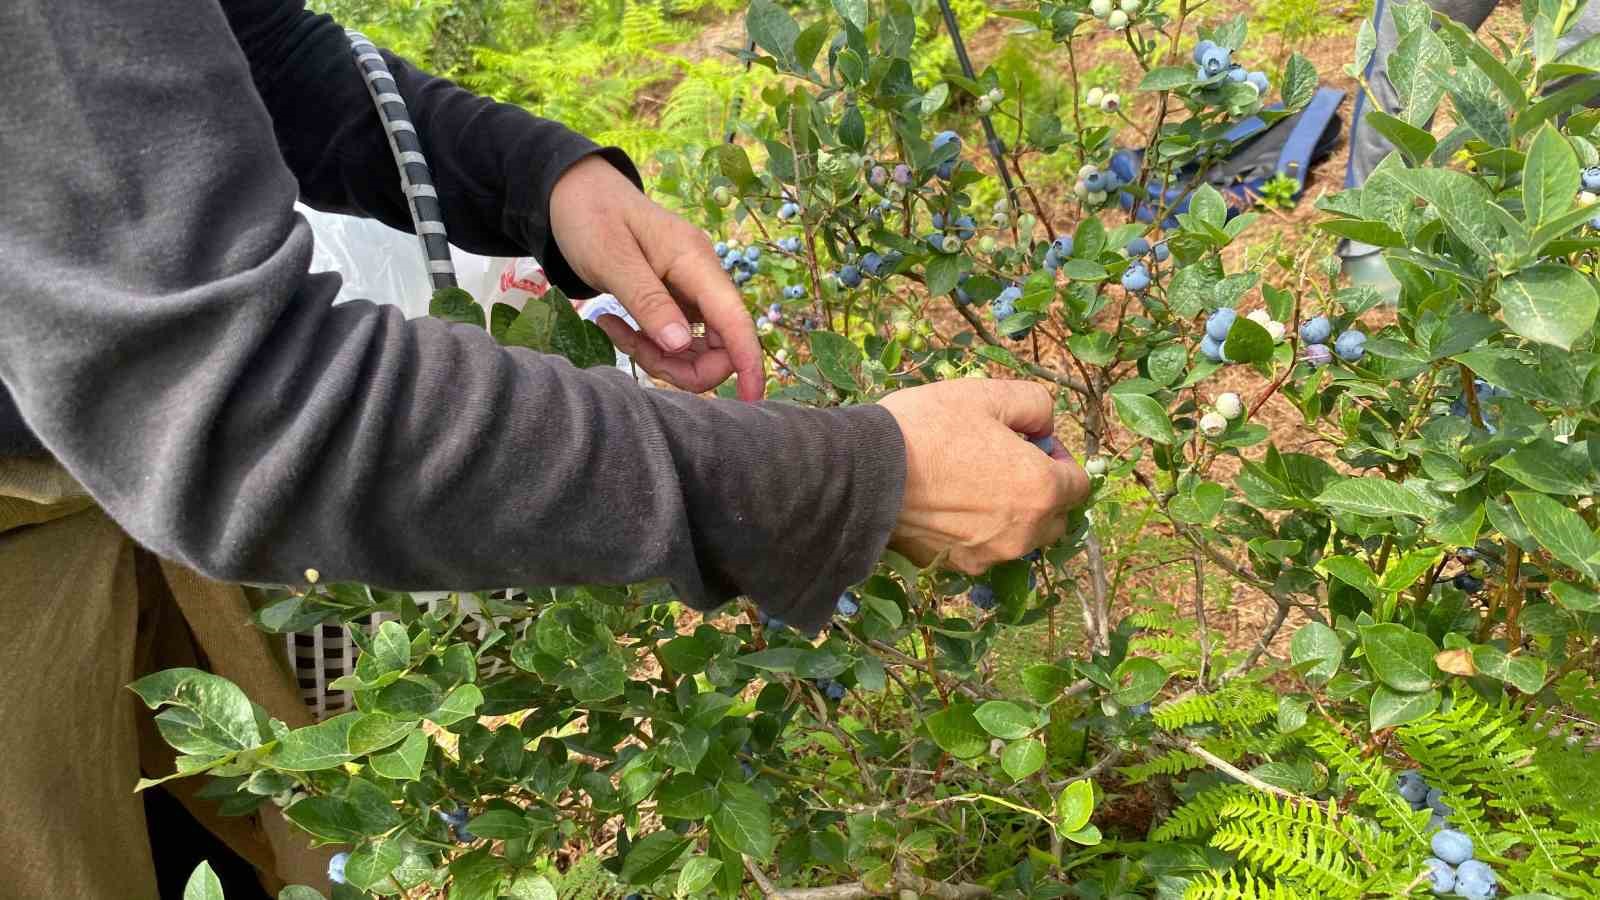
[[663, 251, 766, 401]]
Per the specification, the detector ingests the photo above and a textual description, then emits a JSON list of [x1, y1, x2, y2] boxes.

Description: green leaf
[[285, 796, 370, 843], [808, 330, 864, 392], [465, 809, 531, 840], [1388, 168, 1501, 259], [880, 0, 915, 60], [128, 668, 263, 753], [746, 0, 800, 70], [1316, 477, 1441, 519], [506, 874, 557, 900], [1169, 482, 1225, 524], [1020, 663, 1076, 703], [347, 714, 415, 757], [1380, 548, 1444, 593], [1524, 124, 1577, 227], [1190, 184, 1228, 229], [1221, 316, 1274, 365], [1360, 624, 1438, 692], [1321, 555, 1382, 602], [426, 683, 483, 727], [973, 701, 1035, 740], [1493, 439, 1596, 495], [429, 287, 485, 329], [1056, 779, 1095, 833], [1390, 24, 1449, 127], [622, 831, 692, 885], [1362, 110, 1437, 165], [183, 862, 225, 900], [925, 704, 988, 758], [368, 729, 428, 781], [1509, 491, 1600, 579], [1370, 685, 1440, 729], [557, 649, 626, 702], [344, 838, 404, 892], [656, 773, 720, 820], [270, 713, 358, 771], [1111, 657, 1168, 706], [831, 0, 867, 31], [277, 888, 326, 900], [1138, 66, 1195, 91], [1281, 53, 1317, 111], [709, 144, 757, 191], [1494, 265, 1598, 350], [710, 782, 775, 861], [1113, 394, 1176, 444], [677, 858, 723, 896], [370, 620, 411, 675], [1471, 645, 1548, 693], [1001, 739, 1046, 780], [1552, 581, 1600, 612]]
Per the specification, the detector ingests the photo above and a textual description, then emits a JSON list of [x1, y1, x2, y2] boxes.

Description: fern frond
[[1209, 794, 1366, 896], [1306, 725, 1434, 850], [1182, 869, 1301, 900], [1152, 783, 1253, 841]]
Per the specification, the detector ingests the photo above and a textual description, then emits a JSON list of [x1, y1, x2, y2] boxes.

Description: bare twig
[[951, 303, 1091, 395]]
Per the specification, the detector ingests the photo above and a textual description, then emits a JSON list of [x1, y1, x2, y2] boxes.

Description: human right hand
[[879, 380, 1090, 573]]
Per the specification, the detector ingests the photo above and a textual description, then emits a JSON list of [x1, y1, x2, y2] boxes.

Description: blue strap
[[1277, 87, 1347, 191]]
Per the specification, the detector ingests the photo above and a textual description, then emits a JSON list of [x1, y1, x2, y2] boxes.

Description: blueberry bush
[[147, 1, 1600, 897]]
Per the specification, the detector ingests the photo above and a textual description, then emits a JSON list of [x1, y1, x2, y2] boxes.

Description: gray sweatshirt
[[0, 0, 905, 631]]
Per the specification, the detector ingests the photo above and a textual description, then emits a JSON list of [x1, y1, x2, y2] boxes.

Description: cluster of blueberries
[[1298, 314, 1367, 366], [1120, 236, 1167, 293], [926, 210, 978, 254], [1448, 378, 1506, 434], [813, 676, 849, 700], [1198, 391, 1246, 437], [932, 130, 962, 180], [1583, 167, 1600, 228], [1452, 546, 1485, 594], [1399, 771, 1498, 897], [1083, 86, 1122, 114], [714, 240, 763, 286], [1089, 0, 1144, 31], [1192, 40, 1271, 96], [1074, 162, 1129, 206]]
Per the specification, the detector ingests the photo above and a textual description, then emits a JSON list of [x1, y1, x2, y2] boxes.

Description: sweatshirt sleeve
[[0, 0, 905, 633], [220, 0, 637, 299]]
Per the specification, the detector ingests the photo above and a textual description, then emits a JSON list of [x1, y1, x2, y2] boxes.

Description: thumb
[[607, 241, 693, 354], [979, 380, 1057, 436]]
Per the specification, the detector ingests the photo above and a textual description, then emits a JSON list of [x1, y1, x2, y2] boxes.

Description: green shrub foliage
[[151, 1, 1600, 897]]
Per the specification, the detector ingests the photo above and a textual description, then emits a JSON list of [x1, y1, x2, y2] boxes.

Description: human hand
[[549, 156, 764, 400], [878, 380, 1090, 573]]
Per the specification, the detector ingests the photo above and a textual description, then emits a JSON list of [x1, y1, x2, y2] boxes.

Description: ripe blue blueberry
[[1430, 828, 1473, 865], [836, 591, 859, 617], [1192, 39, 1217, 65], [1083, 170, 1108, 193], [720, 255, 736, 272], [1122, 262, 1151, 293], [1305, 343, 1332, 367], [998, 283, 1023, 305], [862, 251, 884, 276], [1130, 702, 1151, 716], [1423, 857, 1455, 895], [816, 677, 847, 701], [1590, 215, 1600, 230], [768, 303, 783, 320], [713, 241, 727, 257], [1299, 315, 1331, 344], [1398, 771, 1428, 805], [438, 805, 470, 827], [954, 215, 977, 240], [744, 246, 761, 262], [1426, 787, 1453, 816], [953, 274, 974, 305], [937, 159, 958, 180], [1205, 308, 1237, 341], [970, 584, 996, 610], [328, 851, 350, 885], [1199, 335, 1227, 363], [838, 265, 862, 288], [991, 293, 1017, 322], [454, 822, 477, 843], [732, 269, 751, 286], [932, 130, 961, 150], [1126, 237, 1151, 257], [779, 237, 802, 253], [739, 760, 755, 778], [1153, 241, 1170, 262], [1031, 435, 1058, 454], [1053, 235, 1075, 257], [1042, 249, 1060, 272], [1225, 64, 1247, 83], [1457, 547, 1481, 561], [1455, 860, 1495, 893], [869, 165, 888, 186], [1200, 45, 1231, 77], [1246, 71, 1270, 94], [1333, 329, 1367, 362], [778, 202, 798, 220], [893, 164, 912, 185], [1583, 166, 1600, 192], [1452, 573, 1484, 593]]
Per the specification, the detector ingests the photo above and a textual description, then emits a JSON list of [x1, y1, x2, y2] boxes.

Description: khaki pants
[[0, 456, 334, 898]]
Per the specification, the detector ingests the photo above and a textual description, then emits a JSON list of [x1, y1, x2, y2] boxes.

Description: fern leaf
[[1183, 869, 1302, 900]]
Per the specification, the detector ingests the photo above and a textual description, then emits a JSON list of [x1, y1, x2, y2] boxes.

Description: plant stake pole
[[934, 0, 1020, 211]]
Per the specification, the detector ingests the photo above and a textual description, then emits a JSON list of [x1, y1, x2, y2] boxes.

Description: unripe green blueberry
[[990, 212, 1009, 228], [1216, 392, 1244, 420], [965, 368, 988, 378], [1087, 189, 1108, 204], [1017, 213, 1036, 234], [987, 88, 1005, 103], [1085, 455, 1108, 477], [941, 234, 961, 253], [1084, 87, 1104, 109], [978, 235, 998, 254], [1581, 190, 1598, 207], [1199, 411, 1227, 437], [993, 197, 1010, 214], [1100, 93, 1121, 112], [712, 186, 733, 207], [909, 334, 927, 351], [934, 360, 959, 379], [1108, 10, 1129, 29], [1120, 0, 1141, 12], [977, 97, 994, 114], [1090, 0, 1113, 17]]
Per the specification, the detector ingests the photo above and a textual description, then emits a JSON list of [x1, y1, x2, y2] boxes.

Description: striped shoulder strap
[[344, 29, 457, 290]]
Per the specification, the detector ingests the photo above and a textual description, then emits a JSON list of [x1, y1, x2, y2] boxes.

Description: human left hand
[[549, 156, 765, 401]]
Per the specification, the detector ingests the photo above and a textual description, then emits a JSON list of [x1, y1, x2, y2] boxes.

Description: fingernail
[[661, 323, 691, 351]]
